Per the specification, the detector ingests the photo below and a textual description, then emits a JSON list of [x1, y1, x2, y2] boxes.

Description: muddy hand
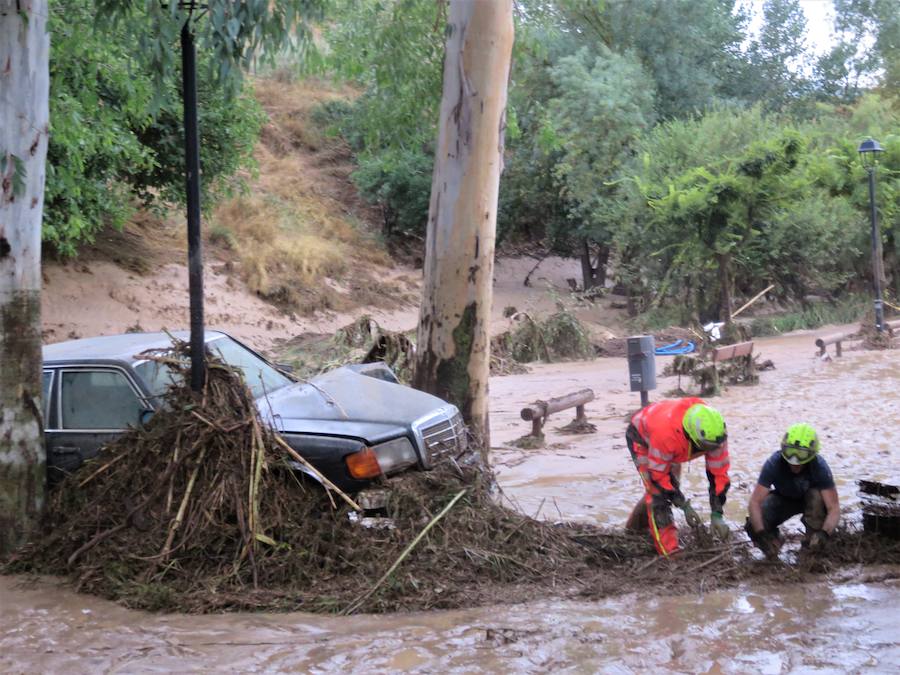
[[710, 512, 730, 541], [681, 501, 702, 529], [808, 530, 829, 551]]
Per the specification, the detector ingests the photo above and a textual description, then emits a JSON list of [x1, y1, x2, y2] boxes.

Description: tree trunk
[[579, 240, 609, 290], [413, 0, 514, 456], [595, 243, 609, 288], [580, 238, 594, 290], [0, 1, 50, 554], [717, 253, 733, 324]]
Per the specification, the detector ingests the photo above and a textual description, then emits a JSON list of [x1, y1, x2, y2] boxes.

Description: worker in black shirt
[[746, 423, 840, 558]]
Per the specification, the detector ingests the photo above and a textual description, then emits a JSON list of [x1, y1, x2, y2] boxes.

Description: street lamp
[[178, 1, 206, 390], [858, 138, 885, 332]]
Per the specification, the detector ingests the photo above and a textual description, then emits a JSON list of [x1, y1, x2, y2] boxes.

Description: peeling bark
[[413, 0, 514, 458], [0, 1, 49, 554]]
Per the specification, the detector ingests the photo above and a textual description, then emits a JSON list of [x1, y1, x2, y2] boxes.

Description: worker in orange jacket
[[624, 398, 731, 556]]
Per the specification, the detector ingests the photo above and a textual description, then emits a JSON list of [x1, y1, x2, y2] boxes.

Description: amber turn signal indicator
[[346, 447, 382, 479]]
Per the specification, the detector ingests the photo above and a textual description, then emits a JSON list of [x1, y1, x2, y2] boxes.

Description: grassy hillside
[[207, 74, 418, 316]]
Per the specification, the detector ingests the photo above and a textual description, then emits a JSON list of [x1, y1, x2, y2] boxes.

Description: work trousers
[[625, 423, 682, 556], [760, 488, 826, 536]]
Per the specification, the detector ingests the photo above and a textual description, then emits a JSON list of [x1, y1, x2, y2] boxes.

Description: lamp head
[[858, 138, 884, 168]]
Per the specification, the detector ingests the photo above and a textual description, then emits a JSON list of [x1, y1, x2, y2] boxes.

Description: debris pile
[[492, 309, 593, 368], [7, 349, 900, 614]]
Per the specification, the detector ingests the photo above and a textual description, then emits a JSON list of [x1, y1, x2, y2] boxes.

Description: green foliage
[[94, 0, 326, 107], [317, 0, 446, 241], [601, 0, 749, 118], [545, 46, 655, 246], [501, 307, 593, 364], [44, 0, 154, 254], [614, 107, 869, 320], [740, 0, 812, 110], [43, 0, 266, 255], [128, 75, 265, 207], [749, 294, 869, 336]]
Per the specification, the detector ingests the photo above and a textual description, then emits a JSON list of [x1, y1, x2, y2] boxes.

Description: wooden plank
[[520, 388, 595, 421], [815, 331, 854, 349], [712, 341, 753, 363]]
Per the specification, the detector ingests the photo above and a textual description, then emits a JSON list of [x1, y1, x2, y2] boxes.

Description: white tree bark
[[413, 0, 513, 454], [0, 0, 49, 553]]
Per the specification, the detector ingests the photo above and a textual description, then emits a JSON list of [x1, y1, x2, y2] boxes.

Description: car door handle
[[55, 446, 82, 455]]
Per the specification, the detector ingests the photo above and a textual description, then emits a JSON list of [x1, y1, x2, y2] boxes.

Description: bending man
[[746, 423, 840, 558], [625, 398, 730, 556]]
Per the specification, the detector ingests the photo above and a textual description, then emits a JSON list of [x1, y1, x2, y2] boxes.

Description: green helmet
[[683, 404, 727, 452], [781, 423, 819, 465]]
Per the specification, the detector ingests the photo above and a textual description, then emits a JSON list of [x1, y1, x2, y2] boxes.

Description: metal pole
[[640, 390, 649, 408], [181, 20, 206, 390], [867, 166, 884, 332]]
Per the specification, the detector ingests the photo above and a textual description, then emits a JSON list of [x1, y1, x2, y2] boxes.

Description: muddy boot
[[625, 498, 649, 532], [745, 518, 781, 559]]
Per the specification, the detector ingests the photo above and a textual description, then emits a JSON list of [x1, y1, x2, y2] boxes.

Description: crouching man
[[746, 423, 840, 558]]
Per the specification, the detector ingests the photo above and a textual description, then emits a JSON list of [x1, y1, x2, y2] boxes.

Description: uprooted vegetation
[[275, 307, 597, 383], [6, 346, 900, 614], [493, 309, 594, 366]]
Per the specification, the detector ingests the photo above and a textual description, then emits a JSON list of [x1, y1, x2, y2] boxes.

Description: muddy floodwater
[[4, 326, 900, 672], [2, 573, 899, 672]]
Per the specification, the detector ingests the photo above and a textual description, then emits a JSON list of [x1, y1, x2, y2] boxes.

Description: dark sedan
[[41, 331, 467, 492]]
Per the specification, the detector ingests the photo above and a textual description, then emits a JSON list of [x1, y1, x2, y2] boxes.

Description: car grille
[[419, 410, 467, 466]]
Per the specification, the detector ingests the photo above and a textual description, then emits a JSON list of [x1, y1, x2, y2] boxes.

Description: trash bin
[[627, 335, 656, 400]]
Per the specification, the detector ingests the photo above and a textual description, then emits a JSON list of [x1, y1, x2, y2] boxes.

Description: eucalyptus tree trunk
[[413, 0, 514, 455], [0, 0, 50, 554]]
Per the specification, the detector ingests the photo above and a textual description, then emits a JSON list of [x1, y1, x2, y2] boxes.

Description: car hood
[[257, 366, 450, 442]]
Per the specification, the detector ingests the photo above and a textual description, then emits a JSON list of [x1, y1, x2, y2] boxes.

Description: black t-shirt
[[757, 451, 835, 500]]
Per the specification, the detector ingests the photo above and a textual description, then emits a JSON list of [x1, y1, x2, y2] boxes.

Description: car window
[[61, 370, 144, 430], [133, 336, 292, 400], [134, 360, 177, 400], [208, 336, 291, 399], [42, 370, 54, 423]]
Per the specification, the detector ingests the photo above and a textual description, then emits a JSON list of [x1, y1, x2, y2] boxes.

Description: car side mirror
[[140, 409, 155, 427]]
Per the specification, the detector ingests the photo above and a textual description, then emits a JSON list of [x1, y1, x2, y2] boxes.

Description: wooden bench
[[520, 388, 595, 439], [709, 340, 754, 394], [815, 331, 855, 357]]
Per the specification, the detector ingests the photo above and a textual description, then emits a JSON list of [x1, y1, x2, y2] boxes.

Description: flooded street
[[3, 326, 900, 672], [492, 329, 900, 529], [3, 573, 899, 673]]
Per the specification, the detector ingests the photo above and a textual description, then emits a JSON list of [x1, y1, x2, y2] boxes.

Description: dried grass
[[209, 76, 390, 314]]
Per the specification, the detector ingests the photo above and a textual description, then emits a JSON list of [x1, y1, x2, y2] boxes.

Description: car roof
[[42, 330, 227, 364]]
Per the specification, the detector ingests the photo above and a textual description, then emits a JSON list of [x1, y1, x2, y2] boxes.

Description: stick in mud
[[344, 488, 468, 615]]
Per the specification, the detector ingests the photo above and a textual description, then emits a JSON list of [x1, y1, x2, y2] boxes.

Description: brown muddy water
[[3, 573, 899, 672], [492, 330, 900, 530], [3, 327, 900, 672]]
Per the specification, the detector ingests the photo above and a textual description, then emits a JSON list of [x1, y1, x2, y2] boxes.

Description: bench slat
[[712, 340, 753, 362]]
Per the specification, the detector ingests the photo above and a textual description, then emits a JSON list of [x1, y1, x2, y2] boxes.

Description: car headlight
[[345, 437, 419, 480], [372, 437, 418, 475]]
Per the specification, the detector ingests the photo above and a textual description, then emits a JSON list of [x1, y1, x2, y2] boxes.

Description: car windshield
[[134, 335, 292, 400]]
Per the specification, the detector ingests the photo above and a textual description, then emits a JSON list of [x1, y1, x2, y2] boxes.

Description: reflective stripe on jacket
[[629, 397, 730, 500]]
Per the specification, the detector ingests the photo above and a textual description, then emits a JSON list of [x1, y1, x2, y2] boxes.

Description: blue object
[[654, 339, 695, 355]]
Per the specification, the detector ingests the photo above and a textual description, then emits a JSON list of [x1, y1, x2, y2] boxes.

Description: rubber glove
[[710, 512, 730, 540], [681, 501, 702, 528]]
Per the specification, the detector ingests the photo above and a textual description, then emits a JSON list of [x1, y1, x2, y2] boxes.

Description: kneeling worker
[[747, 423, 840, 558], [625, 398, 731, 556]]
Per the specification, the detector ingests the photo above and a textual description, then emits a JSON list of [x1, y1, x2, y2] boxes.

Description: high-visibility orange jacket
[[629, 397, 730, 511]]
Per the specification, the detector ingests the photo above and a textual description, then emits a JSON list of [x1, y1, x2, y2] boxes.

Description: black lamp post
[[858, 138, 885, 333], [179, 2, 206, 391]]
